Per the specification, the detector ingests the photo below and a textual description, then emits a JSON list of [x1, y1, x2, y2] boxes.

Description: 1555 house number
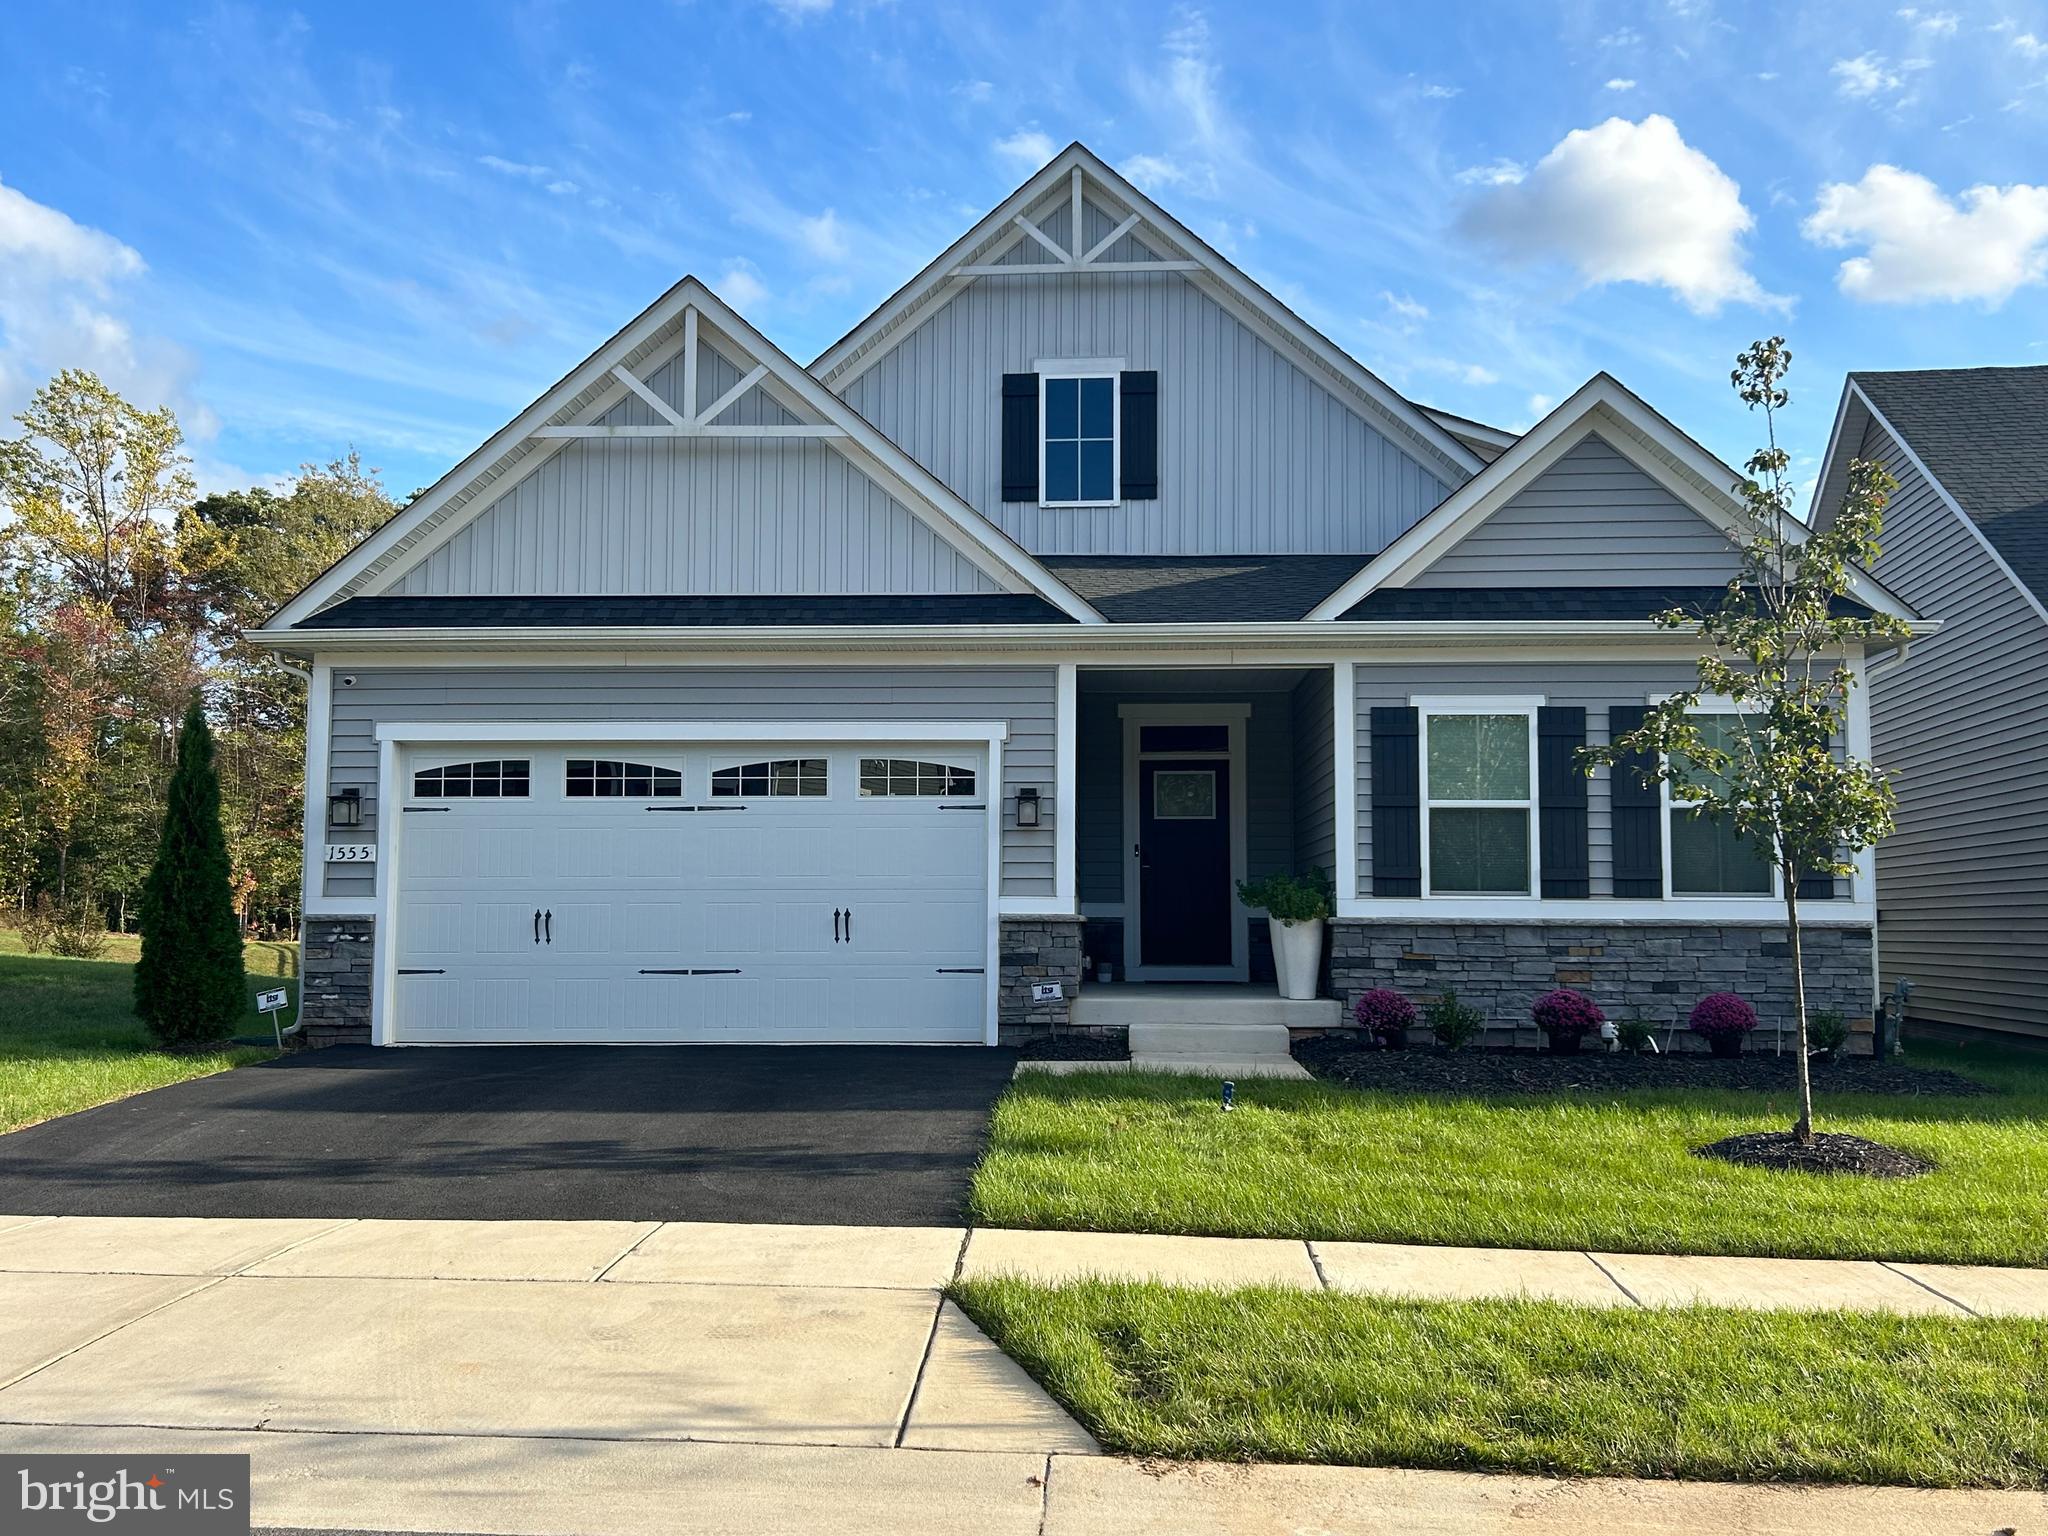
[[325, 844, 377, 863]]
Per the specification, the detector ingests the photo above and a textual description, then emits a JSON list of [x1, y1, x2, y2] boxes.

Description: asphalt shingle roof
[[1853, 366, 2048, 605], [1036, 554, 1369, 622], [1340, 587, 1872, 621], [296, 593, 1077, 629]]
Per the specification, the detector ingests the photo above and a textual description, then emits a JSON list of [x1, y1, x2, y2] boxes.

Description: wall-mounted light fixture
[[1015, 786, 1042, 828], [328, 787, 363, 829]]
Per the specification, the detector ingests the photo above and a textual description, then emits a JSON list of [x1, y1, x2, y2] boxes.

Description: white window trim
[[1037, 362, 1122, 509], [1413, 695, 1543, 900], [1655, 696, 1782, 901]]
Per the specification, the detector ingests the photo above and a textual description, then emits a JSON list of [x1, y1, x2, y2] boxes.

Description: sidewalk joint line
[[0, 1275, 226, 1395], [592, 1222, 664, 1283], [1584, 1253, 1644, 1307], [1036, 1451, 1053, 1536], [951, 1226, 974, 1286], [1879, 1260, 1980, 1316], [895, 1292, 949, 1449], [229, 1218, 360, 1276]]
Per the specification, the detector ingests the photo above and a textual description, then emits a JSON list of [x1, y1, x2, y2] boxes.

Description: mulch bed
[[1292, 1032, 1992, 1098], [1015, 1029, 1130, 1061], [1694, 1130, 1936, 1178]]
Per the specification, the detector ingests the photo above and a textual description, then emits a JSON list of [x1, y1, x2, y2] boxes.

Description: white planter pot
[[1270, 917, 1325, 1001]]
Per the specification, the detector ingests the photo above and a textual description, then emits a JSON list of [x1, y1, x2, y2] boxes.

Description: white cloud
[[1528, 392, 1557, 417], [545, 180, 578, 196], [1123, 153, 1191, 191], [1832, 53, 1902, 98], [1412, 357, 1500, 386], [2015, 33, 2048, 59], [952, 80, 994, 104], [1898, 8, 1960, 35], [1381, 290, 1430, 323], [1599, 27, 1643, 47], [1606, 78, 1638, 91], [993, 129, 1056, 170], [1457, 114, 1781, 314], [1455, 158, 1526, 187], [762, 0, 833, 16], [1421, 83, 1461, 99], [1804, 164, 2048, 305], [713, 262, 769, 313], [796, 209, 849, 263], [477, 154, 550, 179]]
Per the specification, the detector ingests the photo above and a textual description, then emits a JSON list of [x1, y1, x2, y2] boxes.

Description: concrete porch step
[[1070, 985, 1342, 1031], [1129, 1022, 1295, 1060]]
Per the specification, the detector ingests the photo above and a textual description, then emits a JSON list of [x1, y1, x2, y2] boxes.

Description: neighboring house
[[1811, 367, 2048, 1041], [256, 142, 1909, 1051]]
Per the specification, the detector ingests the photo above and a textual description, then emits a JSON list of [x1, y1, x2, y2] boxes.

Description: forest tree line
[[1, 369, 394, 939]]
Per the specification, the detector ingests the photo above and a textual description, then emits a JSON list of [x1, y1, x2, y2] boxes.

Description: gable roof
[[1819, 367, 2048, 611], [294, 594, 1075, 629], [1307, 372, 1917, 623], [1036, 555, 1368, 622], [808, 142, 1484, 490], [264, 277, 1105, 630]]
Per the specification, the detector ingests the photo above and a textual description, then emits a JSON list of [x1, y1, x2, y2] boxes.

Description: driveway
[[0, 1045, 1017, 1224]]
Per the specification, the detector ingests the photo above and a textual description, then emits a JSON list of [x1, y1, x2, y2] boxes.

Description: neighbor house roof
[[1850, 366, 2048, 606], [1036, 555, 1368, 622], [294, 594, 1076, 629]]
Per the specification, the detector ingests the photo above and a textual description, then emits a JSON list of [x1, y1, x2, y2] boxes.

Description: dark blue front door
[[1138, 758, 1231, 967]]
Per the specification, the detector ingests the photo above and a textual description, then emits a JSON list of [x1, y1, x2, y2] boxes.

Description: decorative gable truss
[[267, 279, 1104, 627]]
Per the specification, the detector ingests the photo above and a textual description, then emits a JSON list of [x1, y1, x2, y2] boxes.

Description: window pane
[[1153, 770, 1217, 819], [1079, 440, 1114, 500], [1044, 441, 1079, 502], [1671, 807, 1772, 894], [1674, 712, 1762, 798], [1079, 376, 1114, 438], [1429, 808, 1530, 893], [1140, 725, 1228, 752], [1044, 378, 1078, 439], [1427, 714, 1528, 801]]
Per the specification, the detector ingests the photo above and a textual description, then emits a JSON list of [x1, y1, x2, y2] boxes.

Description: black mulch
[[1015, 1029, 1130, 1061], [1694, 1130, 1937, 1178], [1291, 1033, 1993, 1098]]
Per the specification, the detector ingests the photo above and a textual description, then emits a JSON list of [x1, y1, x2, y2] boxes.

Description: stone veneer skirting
[[1329, 919, 1877, 1054], [300, 914, 375, 1048], [997, 915, 1085, 1043]]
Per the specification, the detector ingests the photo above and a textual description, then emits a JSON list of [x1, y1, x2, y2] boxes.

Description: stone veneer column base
[[299, 915, 375, 1048], [1328, 920, 1877, 1055], [997, 915, 1085, 1044]]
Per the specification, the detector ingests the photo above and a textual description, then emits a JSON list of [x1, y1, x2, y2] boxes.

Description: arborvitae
[[135, 695, 246, 1045]]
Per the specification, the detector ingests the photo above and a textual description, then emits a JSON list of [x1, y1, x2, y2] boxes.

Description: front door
[[1138, 758, 1232, 967]]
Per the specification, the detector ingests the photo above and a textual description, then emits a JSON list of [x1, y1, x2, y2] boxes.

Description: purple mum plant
[[1530, 989, 1605, 1039], [1353, 987, 1417, 1046], [1689, 992, 1759, 1038]]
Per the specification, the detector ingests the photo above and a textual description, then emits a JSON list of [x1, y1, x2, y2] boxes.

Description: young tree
[[135, 695, 246, 1046], [1581, 338, 1906, 1143]]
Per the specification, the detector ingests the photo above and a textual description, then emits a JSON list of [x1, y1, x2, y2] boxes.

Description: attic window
[[1041, 372, 1118, 506]]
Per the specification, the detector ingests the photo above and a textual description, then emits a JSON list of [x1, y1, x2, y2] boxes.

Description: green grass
[[969, 1042, 2048, 1266], [0, 927, 289, 1135], [953, 1275, 2048, 1489]]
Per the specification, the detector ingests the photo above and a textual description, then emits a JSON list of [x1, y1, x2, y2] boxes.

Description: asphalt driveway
[[0, 1045, 1018, 1224]]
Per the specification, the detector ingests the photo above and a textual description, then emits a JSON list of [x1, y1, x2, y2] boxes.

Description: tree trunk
[[1785, 866, 1814, 1144]]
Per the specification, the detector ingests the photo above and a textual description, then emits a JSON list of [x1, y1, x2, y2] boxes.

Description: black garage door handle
[[533, 909, 541, 944], [544, 909, 552, 944]]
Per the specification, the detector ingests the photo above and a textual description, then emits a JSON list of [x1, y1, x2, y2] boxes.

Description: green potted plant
[[1614, 1018, 1658, 1055], [1807, 1009, 1850, 1062], [1236, 868, 1332, 1001], [1425, 990, 1485, 1051]]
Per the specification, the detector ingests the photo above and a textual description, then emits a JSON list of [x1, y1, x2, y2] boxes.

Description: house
[[254, 142, 1908, 1052], [1811, 367, 2048, 1041]]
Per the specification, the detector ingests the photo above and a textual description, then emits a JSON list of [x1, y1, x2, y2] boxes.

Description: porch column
[[1056, 662, 1077, 911], [1333, 658, 1357, 907]]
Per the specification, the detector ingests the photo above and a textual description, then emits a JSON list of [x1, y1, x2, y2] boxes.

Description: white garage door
[[389, 743, 990, 1044]]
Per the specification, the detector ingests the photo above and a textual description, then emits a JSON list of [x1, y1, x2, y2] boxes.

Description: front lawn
[[969, 1042, 2048, 1266], [952, 1276, 2048, 1489], [0, 928, 287, 1135]]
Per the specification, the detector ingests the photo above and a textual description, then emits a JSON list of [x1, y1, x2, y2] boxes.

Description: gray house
[[256, 143, 1907, 1052], [1812, 367, 2048, 1040]]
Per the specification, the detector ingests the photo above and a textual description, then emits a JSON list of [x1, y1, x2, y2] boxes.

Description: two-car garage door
[[389, 742, 990, 1044]]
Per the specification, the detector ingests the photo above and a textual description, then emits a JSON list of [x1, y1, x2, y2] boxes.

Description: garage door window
[[858, 758, 978, 797], [566, 758, 682, 798], [413, 759, 530, 799], [710, 757, 828, 798]]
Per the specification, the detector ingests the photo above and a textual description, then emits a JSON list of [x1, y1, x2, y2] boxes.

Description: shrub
[[1689, 992, 1759, 1039], [15, 895, 57, 955], [136, 697, 247, 1048], [1808, 1010, 1850, 1054], [1424, 990, 1485, 1051], [1615, 1017, 1657, 1053], [1353, 987, 1417, 1045], [1531, 988, 1604, 1039], [48, 898, 109, 960], [1235, 869, 1333, 923]]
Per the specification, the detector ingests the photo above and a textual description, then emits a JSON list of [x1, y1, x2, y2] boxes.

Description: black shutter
[[1538, 706, 1590, 898], [1371, 707, 1421, 897], [1119, 370, 1158, 500], [1001, 373, 1038, 502], [1608, 704, 1663, 898], [1797, 866, 1838, 901]]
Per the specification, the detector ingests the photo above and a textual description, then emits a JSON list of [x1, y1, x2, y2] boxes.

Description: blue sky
[[2, 1, 2045, 502]]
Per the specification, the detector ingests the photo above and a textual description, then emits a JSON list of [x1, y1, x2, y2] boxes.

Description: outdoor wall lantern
[[1015, 786, 1042, 828], [328, 787, 363, 829]]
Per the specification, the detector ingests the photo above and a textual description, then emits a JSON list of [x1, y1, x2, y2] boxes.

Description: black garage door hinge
[[646, 804, 748, 813], [935, 967, 986, 974], [396, 968, 446, 975], [638, 967, 745, 975]]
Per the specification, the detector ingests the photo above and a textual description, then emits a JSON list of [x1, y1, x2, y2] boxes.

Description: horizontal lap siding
[[1862, 420, 2048, 1036], [393, 343, 997, 598], [324, 666, 1057, 900], [1410, 434, 1742, 587]]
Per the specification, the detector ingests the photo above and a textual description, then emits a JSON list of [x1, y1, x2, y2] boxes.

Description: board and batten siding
[[1860, 418, 2048, 1036], [321, 666, 1057, 900], [1408, 434, 1743, 587], [838, 193, 1450, 556], [391, 341, 999, 598], [1291, 668, 1337, 875]]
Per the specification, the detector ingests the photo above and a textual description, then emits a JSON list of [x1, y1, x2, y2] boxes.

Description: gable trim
[[268, 279, 1107, 629], [808, 143, 1484, 488], [1305, 374, 1917, 623]]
